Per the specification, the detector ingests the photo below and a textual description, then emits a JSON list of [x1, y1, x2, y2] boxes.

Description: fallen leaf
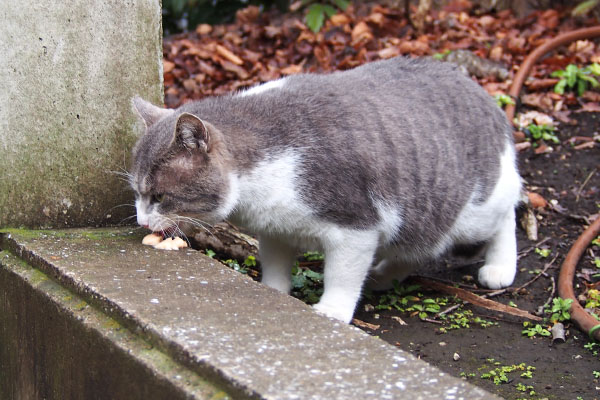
[[351, 21, 373, 43], [528, 192, 548, 209], [163, 60, 175, 73], [378, 46, 400, 59], [216, 44, 244, 66]]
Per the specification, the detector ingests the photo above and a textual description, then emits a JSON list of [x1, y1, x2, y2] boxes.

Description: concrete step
[[0, 228, 498, 399]]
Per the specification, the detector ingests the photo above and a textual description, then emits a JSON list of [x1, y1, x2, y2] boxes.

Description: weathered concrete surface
[[0, 249, 230, 400], [0, 1, 163, 228], [0, 228, 499, 399]]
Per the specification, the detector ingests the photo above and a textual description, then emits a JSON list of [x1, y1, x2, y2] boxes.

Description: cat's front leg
[[259, 234, 296, 293], [313, 230, 379, 323]]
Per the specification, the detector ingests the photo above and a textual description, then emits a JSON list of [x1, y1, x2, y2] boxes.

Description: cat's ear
[[132, 96, 174, 129], [174, 112, 210, 152]]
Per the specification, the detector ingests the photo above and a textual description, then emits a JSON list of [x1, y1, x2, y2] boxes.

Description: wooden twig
[[575, 168, 596, 202], [412, 276, 542, 321], [514, 254, 558, 293], [537, 276, 556, 316], [352, 318, 380, 330]]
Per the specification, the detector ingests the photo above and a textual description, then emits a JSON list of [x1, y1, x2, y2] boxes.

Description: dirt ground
[[352, 112, 600, 400]]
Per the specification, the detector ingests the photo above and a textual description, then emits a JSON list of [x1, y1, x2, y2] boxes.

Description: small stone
[[453, 352, 460, 361], [364, 304, 375, 312], [439, 341, 447, 347]]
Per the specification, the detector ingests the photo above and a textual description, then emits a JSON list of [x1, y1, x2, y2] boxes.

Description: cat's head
[[130, 96, 233, 234]]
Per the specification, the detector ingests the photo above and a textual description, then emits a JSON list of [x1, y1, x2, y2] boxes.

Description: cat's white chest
[[228, 150, 313, 235]]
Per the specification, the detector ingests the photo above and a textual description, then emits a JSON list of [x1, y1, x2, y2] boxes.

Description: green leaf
[[333, 0, 350, 10], [243, 255, 257, 267], [292, 274, 306, 289], [580, 73, 599, 87], [566, 64, 579, 87], [551, 70, 565, 78], [304, 269, 324, 281], [323, 4, 338, 18], [306, 4, 325, 33], [205, 249, 216, 258], [577, 79, 588, 96], [572, 0, 599, 16], [554, 79, 567, 94], [587, 63, 600, 75]]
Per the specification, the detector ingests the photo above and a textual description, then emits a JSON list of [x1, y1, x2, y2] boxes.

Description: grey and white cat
[[130, 57, 521, 323]]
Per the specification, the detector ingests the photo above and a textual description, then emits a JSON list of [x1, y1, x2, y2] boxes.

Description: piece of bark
[[193, 222, 258, 260]]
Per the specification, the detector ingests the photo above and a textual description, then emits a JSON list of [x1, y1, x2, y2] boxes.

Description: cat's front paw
[[313, 302, 354, 324], [478, 263, 516, 289]]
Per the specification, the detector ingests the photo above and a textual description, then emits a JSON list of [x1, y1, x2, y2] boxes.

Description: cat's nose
[[142, 224, 149, 229]]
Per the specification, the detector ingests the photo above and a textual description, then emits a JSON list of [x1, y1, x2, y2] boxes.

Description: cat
[[130, 56, 522, 323]]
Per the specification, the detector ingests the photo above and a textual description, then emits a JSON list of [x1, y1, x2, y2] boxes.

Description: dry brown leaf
[[528, 192, 548, 209], [236, 5, 260, 24], [351, 21, 372, 43], [330, 13, 350, 26], [163, 60, 175, 74], [219, 59, 249, 79], [280, 64, 303, 75], [378, 46, 400, 59], [216, 44, 244, 65], [196, 24, 212, 35]]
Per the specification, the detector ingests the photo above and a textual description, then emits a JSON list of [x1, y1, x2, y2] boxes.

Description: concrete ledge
[[0, 228, 497, 399]]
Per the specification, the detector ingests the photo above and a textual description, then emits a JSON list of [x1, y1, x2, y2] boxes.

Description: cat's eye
[[151, 194, 165, 204]]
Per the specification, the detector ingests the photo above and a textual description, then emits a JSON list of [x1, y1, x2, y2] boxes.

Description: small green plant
[[494, 94, 515, 108], [527, 124, 559, 144], [585, 289, 600, 309], [304, 0, 349, 32], [522, 322, 551, 337], [548, 297, 573, 323], [438, 309, 497, 333], [291, 263, 324, 304], [515, 382, 535, 395], [593, 370, 600, 379], [552, 63, 600, 96], [481, 363, 535, 385], [205, 248, 216, 258], [584, 341, 599, 356], [432, 49, 452, 60], [302, 251, 324, 261], [534, 247, 552, 257]]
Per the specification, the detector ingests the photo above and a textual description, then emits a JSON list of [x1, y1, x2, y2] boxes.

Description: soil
[[351, 111, 600, 400]]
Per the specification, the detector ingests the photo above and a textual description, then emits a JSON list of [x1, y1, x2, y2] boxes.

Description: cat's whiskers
[[119, 214, 138, 225], [162, 216, 192, 247], [174, 215, 213, 235], [107, 169, 136, 186]]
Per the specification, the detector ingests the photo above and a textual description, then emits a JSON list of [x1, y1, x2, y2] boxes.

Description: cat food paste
[[142, 233, 188, 250]]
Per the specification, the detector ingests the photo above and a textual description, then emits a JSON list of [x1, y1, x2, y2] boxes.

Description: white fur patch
[[237, 78, 287, 98], [215, 173, 240, 220], [442, 145, 521, 249], [231, 149, 313, 235], [373, 199, 403, 244]]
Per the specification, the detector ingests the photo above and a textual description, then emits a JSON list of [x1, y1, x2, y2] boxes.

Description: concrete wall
[[0, 0, 163, 228]]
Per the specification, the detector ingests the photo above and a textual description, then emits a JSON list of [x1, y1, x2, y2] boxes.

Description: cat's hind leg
[[478, 208, 518, 289], [259, 234, 296, 294], [313, 229, 379, 323]]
